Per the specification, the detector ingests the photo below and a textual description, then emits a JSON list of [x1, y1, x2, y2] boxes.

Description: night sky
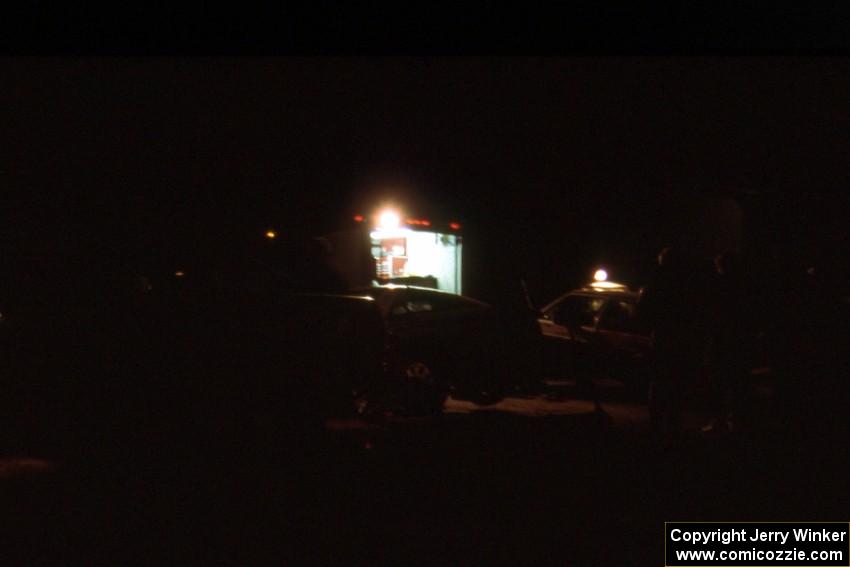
[[3, 58, 849, 303]]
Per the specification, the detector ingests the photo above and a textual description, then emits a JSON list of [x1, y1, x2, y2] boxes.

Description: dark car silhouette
[[0, 258, 388, 460], [352, 285, 511, 412]]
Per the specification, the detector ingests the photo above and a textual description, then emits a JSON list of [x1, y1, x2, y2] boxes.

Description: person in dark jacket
[[639, 246, 704, 446], [702, 250, 751, 435], [498, 278, 545, 394]]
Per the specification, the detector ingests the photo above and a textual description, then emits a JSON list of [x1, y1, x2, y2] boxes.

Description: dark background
[[1, 11, 849, 567], [3, 57, 848, 306]]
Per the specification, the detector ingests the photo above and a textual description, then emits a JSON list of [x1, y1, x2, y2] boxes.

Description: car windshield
[[552, 294, 606, 327], [597, 299, 647, 334]]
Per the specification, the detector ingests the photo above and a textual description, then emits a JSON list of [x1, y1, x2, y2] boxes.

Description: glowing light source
[[449, 222, 461, 230], [590, 281, 626, 290], [378, 209, 401, 230], [370, 228, 413, 239], [265, 230, 277, 239], [175, 271, 185, 277], [593, 269, 608, 282], [353, 214, 365, 222]]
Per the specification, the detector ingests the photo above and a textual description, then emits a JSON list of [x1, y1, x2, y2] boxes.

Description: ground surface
[[2, 374, 847, 565]]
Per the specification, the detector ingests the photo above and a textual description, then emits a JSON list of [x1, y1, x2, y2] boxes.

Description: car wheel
[[451, 355, 507, 406], [399, 359, 448, 415], [469, 369, 508, 406]]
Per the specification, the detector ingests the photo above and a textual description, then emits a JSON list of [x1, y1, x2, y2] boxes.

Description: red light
[[405, 218, 432, 227], [449, 222, 461, 230], [422, 219, 431, 226], [353, 214, 364, 222]]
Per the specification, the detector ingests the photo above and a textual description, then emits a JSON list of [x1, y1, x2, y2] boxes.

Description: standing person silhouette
[[639, 246, 703, 447], [703, 251, 750, 436]]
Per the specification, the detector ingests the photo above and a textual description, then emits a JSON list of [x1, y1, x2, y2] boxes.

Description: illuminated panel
[[369, 229, 461, 293], [370, 228, 414, 239]]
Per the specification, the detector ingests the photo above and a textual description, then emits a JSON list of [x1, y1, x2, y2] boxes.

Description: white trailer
[[324, 207, 464, 294]]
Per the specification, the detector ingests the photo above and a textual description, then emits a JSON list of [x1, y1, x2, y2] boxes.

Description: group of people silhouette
[[639, 245, 753, 446]]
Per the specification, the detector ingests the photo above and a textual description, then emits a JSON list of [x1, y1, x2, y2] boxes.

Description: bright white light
[[594, 269, 608, 282], [370, 228, 414, 239], [590, 281, 625, 290], [378, 209, 401, 230]]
